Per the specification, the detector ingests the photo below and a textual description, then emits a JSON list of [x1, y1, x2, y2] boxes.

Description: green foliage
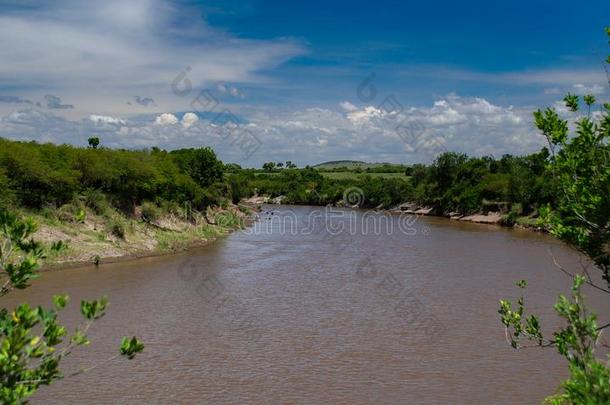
[[87, 137, 100, 149], [500, 277, 610, 404], [500, 28, 610, 403], [213, 210, 244, 229], [120, 336, 144, 359], [262, 162, 276, 172], [408, 151, 552, 214], [170, 147, 224, 188], [226, 172, 254, 204], [0, 210, 143, 403], [243, 150, 554, 213], [0, 210, 43, 294], [107, 218, 126, 239], [537, 94, 610, 286], [81, 188, 110, 215], [140, 202, 160, 223], [0, 139, 225, 212], [0, 168, 14, 209]]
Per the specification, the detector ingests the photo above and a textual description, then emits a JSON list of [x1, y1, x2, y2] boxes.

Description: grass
[[320, 171, 409, 180], [253, 170, 408, 180], [515, 216, 540, 228]]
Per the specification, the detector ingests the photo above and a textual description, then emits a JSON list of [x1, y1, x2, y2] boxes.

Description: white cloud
[[544, 87, 562, 95], [154, 113, 179, 125], [0, 94, 546, 166], [0, 0, 305, 116], [181, 112, 198, 128], [217, 83, 245, 99], [89, 114, 126, 126], [229, 87, 244, 98], [347, 106, 385, 125], [339, 101, 358, 112], [572, 83, 605, 95]]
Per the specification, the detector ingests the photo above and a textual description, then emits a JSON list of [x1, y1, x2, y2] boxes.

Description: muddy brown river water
[[4, 205, 608, 404]]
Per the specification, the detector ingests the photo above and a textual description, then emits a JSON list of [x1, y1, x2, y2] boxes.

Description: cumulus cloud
[[339, 101, 358, 112], [154, 113, 179, 125], [44, 94, 74, 109], [347, 106, 385, 125], [0, 94, 546, 166], [181, 112, 198, 128]]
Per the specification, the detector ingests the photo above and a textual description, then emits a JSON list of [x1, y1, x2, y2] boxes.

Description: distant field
[[320, 172, 408, 180], [251, 171, 409, 180]]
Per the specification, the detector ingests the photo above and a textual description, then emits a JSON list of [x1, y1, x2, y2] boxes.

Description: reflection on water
[[3, 205, 606, 404]]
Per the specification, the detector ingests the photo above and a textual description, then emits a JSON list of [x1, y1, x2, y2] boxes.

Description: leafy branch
[[0, 209, 143, 403]]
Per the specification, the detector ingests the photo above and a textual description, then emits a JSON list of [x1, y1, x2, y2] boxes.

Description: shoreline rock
[[459, 212, 503, 224]]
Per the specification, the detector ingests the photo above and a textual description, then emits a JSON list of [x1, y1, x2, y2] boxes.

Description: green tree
[[170, 147, 224, 187], [87, 137, 100, 149], [0, 210, 143, 403], [262, 162, 276, 172], [499, 28, 610, 404]]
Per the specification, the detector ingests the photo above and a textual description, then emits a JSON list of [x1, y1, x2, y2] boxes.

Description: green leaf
[[52, 294, 69, 310], [119, 336, 144, 359]]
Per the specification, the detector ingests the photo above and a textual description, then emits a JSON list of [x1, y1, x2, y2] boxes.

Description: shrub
[[82, 188, 110, 215], [107, 218, 126, 239], [140, 201, 160, 223]]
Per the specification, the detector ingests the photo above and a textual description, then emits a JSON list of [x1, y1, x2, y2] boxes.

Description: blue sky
[[0, 0, 608, 166], [201, 0, 610, 105]]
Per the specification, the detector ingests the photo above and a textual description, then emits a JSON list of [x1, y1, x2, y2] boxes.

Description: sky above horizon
[[0, 0, 608, 166]]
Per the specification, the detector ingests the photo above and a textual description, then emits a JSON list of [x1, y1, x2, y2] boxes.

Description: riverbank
[[390, 203, 544, 231], [29, 203, 256, 270], [243, 196, 546, 232]]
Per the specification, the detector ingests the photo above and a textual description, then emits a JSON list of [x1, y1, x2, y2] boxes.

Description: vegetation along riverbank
[[0, 134, 561, 270]]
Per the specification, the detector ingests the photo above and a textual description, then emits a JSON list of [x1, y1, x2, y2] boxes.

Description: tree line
[[0, 139, 226, 212], [0, 135, 561, 222]]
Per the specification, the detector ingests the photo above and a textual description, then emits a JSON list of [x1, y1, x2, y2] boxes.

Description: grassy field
[[313, 160, 406, 170], [320, 172, 408, 180], [252, 170, 409, 180]]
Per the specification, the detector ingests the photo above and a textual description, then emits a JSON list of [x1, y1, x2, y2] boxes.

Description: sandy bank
[[32, 204, 256, 271]]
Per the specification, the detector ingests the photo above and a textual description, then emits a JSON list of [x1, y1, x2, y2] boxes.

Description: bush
[[107, 218, 126, 239], [501, 210, 519, 226], [140, 201, 160, 223], [55, 202, 84, 223], [82, 188, 110, 215]]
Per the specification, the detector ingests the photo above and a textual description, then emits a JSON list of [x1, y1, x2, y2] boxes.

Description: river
[[4, 205, 607, 404]]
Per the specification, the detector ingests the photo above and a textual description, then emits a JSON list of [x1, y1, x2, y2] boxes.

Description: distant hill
[[313, 160, 368, 169], [313, 160, 404, 170]]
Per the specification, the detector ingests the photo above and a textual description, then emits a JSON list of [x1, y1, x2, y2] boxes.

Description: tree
[[87, 137, 100, 149], [262, 162, 276, 172], [276, 162, 284, 169], [171, 147, 224, 187], [285, 161, 296, 169], [499, 28, 610, 404], [0, 210, 143, 402]]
